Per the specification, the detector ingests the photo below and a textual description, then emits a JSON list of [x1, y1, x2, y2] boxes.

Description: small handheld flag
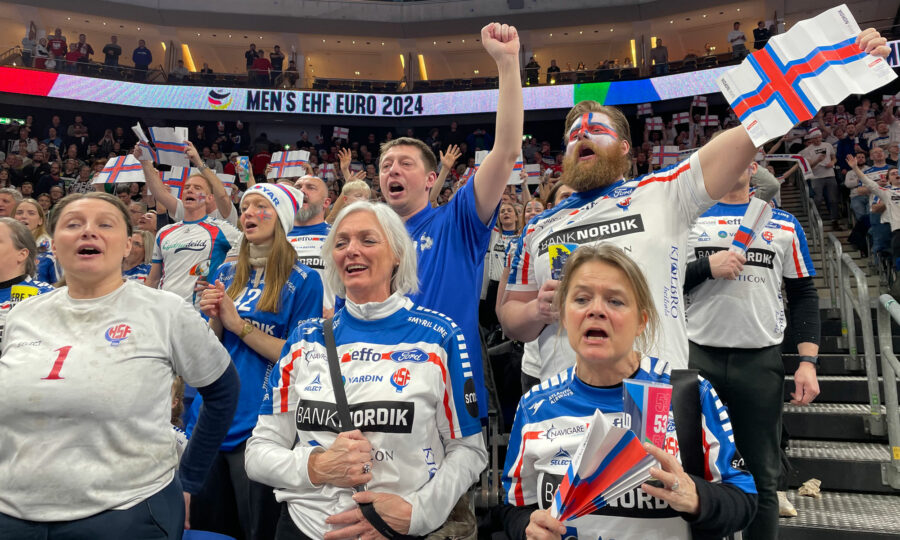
[[645, 116, 664, 131], [637, 103, 653, 116], [692, 95, 708, 108], [268, 150, 310, 179], [333, 126, 349, 140], [730, 197, 774, 255]]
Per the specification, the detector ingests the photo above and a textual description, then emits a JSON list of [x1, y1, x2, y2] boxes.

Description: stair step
[[779, 491, 900, 539], [783, 375, 898, 404], [782, 403, 886, 441], [785, 440, 893, 493]]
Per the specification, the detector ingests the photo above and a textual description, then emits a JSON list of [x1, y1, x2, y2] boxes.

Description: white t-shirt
[[152, 215, 242, 308], [860, 175, 900, 231], [686, 203, 815, 348], [799, 142, 835, 178], [728, 30, 747, 47], [0, 281, 230, 521], [508, 153, 713, 379], [173, 199, 238, 226]]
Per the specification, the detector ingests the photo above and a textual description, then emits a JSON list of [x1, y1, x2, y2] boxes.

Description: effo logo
[[105, 324, 132, 347]]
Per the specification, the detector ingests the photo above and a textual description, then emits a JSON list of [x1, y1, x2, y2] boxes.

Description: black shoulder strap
[[671, 368, 704, 478], [323, 318, 353, 432], [323, 318, 423, 540]]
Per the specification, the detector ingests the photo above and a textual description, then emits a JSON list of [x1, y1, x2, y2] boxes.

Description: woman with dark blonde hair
[[14, 198, 51, 253], [0, 217, 53, 345], [501, 244, 757, 539], [191, 183, 324, 540]]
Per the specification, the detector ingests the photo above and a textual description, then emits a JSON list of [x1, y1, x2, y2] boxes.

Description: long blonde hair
[[226, 220, 297, 313]]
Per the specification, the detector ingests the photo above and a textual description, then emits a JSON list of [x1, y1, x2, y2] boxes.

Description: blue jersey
[[186, 261, 323, 450], [36, 253, 61, 285], [404, 180, 494, 419], [503, 357, 756, 539], [0, 276, 54, 346], [123, 263, 151, 283]]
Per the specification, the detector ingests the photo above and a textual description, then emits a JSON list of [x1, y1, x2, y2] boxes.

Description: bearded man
[[498, 100, 767, 382], [288, 174, 334, 315]]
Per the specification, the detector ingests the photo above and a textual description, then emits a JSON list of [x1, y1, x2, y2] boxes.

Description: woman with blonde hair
[[14, 198, 51, 253], [191, 182, 324, 540]]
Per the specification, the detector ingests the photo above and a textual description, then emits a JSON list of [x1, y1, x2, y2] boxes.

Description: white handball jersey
[[152, 215, 242, 308], [0, 281, 230, 521], [686, 202, 815, 348], [507, 154, 713, 379], [247, 294, 485, 537], [503, 356, 756, 540], [287, 222, 334, 310], [859, 174, 900, 231]]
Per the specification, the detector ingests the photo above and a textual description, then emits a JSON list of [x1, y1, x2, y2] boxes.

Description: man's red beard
[[561, 141, 630, 192]]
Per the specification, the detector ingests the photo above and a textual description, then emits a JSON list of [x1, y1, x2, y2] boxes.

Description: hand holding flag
[[268, 150, 311, 179], [730, 197, 774, 255], [92, 155, 145, 184], [131, 123, 158, 162], [149, 126, 190, 167]]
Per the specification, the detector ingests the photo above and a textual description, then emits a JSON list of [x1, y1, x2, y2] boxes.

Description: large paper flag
[[92, 155, 145, 184], [162, 166, 199, 198], [333, 126, 349, 140], [268, 150, 310, 179], [131, 122, 158, 162], [651, 145, 680, 167], [637, 103, 653, 116], [149, 126, 189, 167], [730, 197, 774, 255], [672, 112, 691, 125], [761, 153, 814, 179], [645, 116, 664, 131], [692, 95, 708, 108], [524, 164, 541, 185], [717, 4, 897, 146], [507, 154, 525, 185], [549, 410, 658, 522]]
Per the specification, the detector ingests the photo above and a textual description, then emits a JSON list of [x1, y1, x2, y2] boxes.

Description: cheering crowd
[[0, 15, 896, 540]]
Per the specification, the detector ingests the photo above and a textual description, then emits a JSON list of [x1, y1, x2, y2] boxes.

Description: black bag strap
[[671, 368, 704, 478], [322, 318, 423, 540]]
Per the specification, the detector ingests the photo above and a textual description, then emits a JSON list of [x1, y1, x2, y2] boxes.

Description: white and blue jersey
[[123, 263, 151, 283], [507, 154, 713, 380], [404, 180, 494, 419], [287, 222, 334, 310], [186, 261, 323, 450], [152, 215, 242, 308], [36, 252, 61, 285], [686, 203, 814, 348], [258, 296, 482, 535], [0, 276, 54, 346], [503, 357, 756, 540]]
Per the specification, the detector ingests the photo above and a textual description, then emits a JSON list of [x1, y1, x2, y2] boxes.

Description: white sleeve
[[168, 296, 230, 388], [403, 433, 487, 535], [245, 411, 323, 491], [674, 151, 715, 225], [173, 199, 185, 221]]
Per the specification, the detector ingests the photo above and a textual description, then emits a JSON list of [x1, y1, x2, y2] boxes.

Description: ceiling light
[[67, 17, 71, 21], [474, 69, 479, 74], [549, 33, 553, 37], [433, 41, 436, 45], [355, 71, 360, 75], [579, 31, 583, 35], [137, 27, 141, 30], [609, 28, 614, 32], [702, 14, 707, 18], [352, 40, 355, 44], [461, 39, 465, 43], [669, 20, 674, 24], [381, 42, 385, 46], [102, 22, 107, 26]]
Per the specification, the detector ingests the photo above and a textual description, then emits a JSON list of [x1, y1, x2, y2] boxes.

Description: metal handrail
[[803, 180, 830, 304], [0, 45, 21, 65], [875, 294, 900, 489], [839, 253, 883, 434], [825, 233, 849, 350]]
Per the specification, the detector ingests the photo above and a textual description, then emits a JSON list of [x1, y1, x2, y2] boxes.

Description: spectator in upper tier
[[269, 45, 285, 85], [64, 44, 81, 74], [284, 60, 299, 88], [46, 28, 67, 65], [251, 51, 271, 87], [170, 60, 190, 82], [102, 35, 122, 67], [543, 59, 559, 84], [33, 38, 49, 69], [21, 22, 37, 68], [76, 34, 94, 66], [245, 43, 258, 76], [524, 56, 540, 86], [753, 21, 772, 50], [132, 40, 152, 81], [200, 62, 215, 83], [728, 22, 748, 58], [651, 38, 669, 75]]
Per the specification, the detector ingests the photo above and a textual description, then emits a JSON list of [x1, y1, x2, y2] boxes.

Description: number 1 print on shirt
[[42, 346, 72, 380]]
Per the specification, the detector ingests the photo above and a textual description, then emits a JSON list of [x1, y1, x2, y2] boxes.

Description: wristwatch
[[798, 355, 819, 368], [238, 320, 255, 339]]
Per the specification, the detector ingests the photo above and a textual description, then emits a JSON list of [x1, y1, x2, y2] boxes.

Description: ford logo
[[390, 349, 429, 363]]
